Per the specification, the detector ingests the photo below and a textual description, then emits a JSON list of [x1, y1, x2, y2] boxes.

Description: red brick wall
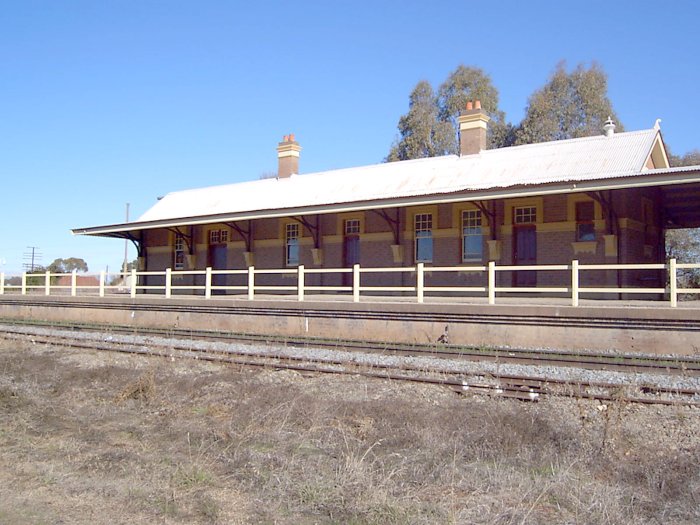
[[140, 190, 667, 296]]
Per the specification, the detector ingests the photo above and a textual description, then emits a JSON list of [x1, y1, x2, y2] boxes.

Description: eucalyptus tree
[[515, 62, 623, 144], [437, 65, 514, 149], [386, 81, 454, 161]]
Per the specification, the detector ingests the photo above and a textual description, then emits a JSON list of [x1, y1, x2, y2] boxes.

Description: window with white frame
[[209, 228, 229, 244], [174, 234, 185, 270], [462, 209, 483, 261], [414, 213, 433, 263], [285, 223, 300, 266], [514, 206, 537, 224], [344, 218, 360, 235]]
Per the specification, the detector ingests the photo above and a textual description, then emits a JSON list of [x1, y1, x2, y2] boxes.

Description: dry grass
[[0, 338, 698, 524]]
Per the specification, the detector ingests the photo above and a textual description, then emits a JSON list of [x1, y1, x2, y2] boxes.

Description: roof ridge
[[480, 127, 657, 156]]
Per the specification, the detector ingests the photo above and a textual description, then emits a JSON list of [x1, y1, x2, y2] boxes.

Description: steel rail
[[1, 328, 698, 407], [2, 320, 700, 377], [2, 317, 699, 377]]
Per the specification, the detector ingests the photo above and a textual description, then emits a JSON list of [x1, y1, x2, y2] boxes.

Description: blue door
[[209, 244, 227, 294], [513, 226, 536, 287]]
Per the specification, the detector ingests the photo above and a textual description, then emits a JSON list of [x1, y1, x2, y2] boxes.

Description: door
[[513, 225, 536, 287], [209, 244, 228, 294], [343, 235, 360, 286]]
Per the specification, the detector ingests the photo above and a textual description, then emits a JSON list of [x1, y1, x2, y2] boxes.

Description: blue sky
[[1, 0, 699, 274]]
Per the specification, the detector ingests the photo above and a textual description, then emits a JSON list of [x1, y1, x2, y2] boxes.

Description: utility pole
[[23, 246, 42, 271], [122, 203, 130, 277]]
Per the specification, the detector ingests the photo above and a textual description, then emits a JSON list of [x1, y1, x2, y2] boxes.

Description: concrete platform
[[1, 293, 699, 355]]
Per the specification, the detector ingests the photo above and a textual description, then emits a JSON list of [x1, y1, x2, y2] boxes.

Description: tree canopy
[[387, 62, 624, 162], [515, 62, 622, 145], [386, 81, 454, 161], [47, 257, 89, 273], [669, 149, 700, 168], [387, 66, 510, 161]]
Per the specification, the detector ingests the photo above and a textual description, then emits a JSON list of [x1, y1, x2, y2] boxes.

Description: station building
[[73, 102, 700, 295]]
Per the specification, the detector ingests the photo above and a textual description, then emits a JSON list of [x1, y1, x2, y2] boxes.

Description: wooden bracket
[[292, 215, 321, 248], [226, 220, 253, 252], [372, 208, 401, 245]]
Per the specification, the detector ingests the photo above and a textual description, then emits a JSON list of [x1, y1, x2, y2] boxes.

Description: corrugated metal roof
[[136, 128, 660, 224]]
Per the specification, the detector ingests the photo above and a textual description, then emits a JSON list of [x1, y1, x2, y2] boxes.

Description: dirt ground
[[0, 338, 698, 525]]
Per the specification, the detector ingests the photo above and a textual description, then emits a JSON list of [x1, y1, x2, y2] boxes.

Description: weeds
[[0, 338, 698, 525]]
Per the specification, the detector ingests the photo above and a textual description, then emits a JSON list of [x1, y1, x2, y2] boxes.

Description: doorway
[[209, 244, 227, 294], [513, 225, 536, 287], [343, 235, 360, 286]]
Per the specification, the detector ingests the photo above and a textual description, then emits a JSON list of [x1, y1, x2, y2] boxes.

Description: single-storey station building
[[73, 102, 700, 297]]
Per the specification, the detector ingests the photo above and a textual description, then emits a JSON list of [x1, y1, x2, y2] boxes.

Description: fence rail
[[1, 259, 698, 307]]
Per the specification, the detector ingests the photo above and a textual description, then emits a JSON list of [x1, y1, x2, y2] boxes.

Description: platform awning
[[72, 166, 700, 238]]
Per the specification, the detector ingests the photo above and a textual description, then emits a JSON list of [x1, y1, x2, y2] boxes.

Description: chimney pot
[[277, 133, 301, 178], [458, 102, 490, 156]]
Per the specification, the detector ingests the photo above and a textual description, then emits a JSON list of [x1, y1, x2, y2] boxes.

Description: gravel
[[3, 323, 699, 398]]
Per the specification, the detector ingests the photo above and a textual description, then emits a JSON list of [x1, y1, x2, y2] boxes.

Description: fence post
[[165, 268, 172, 298], [352, 264, 360, 303], [416, 263, 424, 303], [99, 271, 105, 297], [571, 260, 579, 307], [130, 268, 137, 298], [488, 261, 496, 305], [297, 265, 305, 302], [71, 269, 77, 297], [0, 273, 4, 295], [21, 273, 27, 295], [45, 271, 51, 296], [205, 267, 212, 299], [247, 266, 255, 300], [669, 258, 677, 307]]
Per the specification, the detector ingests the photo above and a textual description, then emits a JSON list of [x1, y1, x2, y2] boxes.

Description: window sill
[[571, 241, 597, 255]]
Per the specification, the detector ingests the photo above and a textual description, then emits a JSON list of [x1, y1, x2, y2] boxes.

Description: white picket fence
[[1, 259, 698, 307]]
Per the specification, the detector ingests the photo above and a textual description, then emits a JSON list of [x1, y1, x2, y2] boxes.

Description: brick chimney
[[457, 100, 490, 155], [277, 134, 301, 178]]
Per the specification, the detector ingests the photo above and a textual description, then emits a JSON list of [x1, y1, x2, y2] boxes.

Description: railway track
[[3, 317, 700, 377], [1, 321, 699, 406]]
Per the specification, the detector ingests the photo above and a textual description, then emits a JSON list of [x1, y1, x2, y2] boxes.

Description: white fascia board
[[73, 168, 700, 237]]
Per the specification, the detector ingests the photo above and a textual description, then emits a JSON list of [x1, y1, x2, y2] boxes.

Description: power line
[[22, 246, 42, 272]]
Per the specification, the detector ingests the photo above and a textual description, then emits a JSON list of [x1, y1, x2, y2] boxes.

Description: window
[[344, 219, 360, 235], [174, 234, 185, 270], [514, 206, 537, 224], [462, 210, 483, 261], [285, 223, 300, 266], [575, 201, 595, 241], [414, 213, 433, 262], [209, 229, 228, 244]]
